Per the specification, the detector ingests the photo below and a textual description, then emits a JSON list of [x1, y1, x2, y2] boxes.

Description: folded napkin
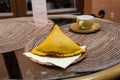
[[23, 46, 85, 69], [23, 52, 81, 69]]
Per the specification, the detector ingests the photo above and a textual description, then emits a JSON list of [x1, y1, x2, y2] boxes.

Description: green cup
[[77, 15, 94, 30]]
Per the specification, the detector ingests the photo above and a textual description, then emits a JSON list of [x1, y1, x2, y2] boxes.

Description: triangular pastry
[[31, 25, 86, 57]]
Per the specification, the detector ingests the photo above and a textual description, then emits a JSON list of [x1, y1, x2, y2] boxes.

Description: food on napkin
[[24, 24, 87, 69], [31, 25, 86, 57]]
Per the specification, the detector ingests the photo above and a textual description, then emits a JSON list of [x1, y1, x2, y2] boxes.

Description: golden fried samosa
[[31, 25, 86, 57]]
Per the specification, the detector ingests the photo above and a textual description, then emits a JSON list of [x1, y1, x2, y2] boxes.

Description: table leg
[[2, 51, 23, 79], [0, 54, 9, 79]]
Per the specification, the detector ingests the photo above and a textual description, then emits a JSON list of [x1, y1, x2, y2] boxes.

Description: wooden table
[[0, 17, 53, 79], [0, 16, 120, 80]]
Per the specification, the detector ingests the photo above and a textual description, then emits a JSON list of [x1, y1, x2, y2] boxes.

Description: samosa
[[31, 25, 86, 57]]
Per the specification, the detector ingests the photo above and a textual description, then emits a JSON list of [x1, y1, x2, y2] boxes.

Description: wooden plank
[[16, 21, 120, 79], [15, 48, 74, 79], [69, 64, 120, 80], [0, 54, 9, 79], [84, 0, 92, 14], [1, 17, 119, 80], [2, 51, 22, 79], [0, 17, 54, 79]]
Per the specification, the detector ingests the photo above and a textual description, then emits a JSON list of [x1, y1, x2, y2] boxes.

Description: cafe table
[[0, 17, 53, 79], [0, 16, 120, 80]]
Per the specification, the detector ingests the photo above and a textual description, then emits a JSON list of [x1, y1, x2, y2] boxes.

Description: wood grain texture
[[26, 22, 120, 72], [16, 48, 75, 79], [0, 17, 53, 53], [1, 17, 120, 79], [0, 54, 9, 79], [19, 21, 120, 79], [0, 17, 53, 79], [69, 64, 120, 80]]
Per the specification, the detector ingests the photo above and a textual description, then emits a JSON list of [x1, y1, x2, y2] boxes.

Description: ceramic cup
[[77, 15, 94, 30]]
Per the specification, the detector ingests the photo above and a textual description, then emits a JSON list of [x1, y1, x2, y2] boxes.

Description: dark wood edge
[[2, 51, 23, 79]]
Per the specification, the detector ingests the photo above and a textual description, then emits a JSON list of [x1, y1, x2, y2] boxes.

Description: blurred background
[[0, 0, 120, 23]]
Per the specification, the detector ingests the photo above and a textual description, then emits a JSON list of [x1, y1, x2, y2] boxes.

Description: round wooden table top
[[0, 16, 120, 80], [0, 17, 53, 53], [25, 20, 120, 80]]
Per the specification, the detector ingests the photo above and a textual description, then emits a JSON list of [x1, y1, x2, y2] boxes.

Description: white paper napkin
[[23, 52, 81, 69], [23, 46, 86, 69]]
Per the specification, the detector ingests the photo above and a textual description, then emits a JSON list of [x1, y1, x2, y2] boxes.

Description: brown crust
[[28, 49, 87, 67], [72, 50, 87, 64]]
